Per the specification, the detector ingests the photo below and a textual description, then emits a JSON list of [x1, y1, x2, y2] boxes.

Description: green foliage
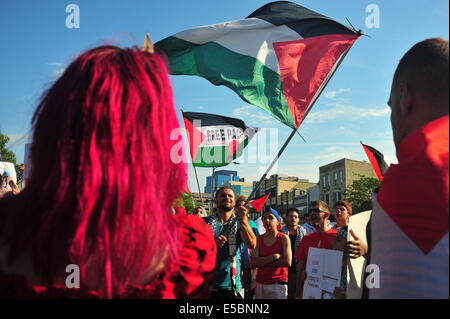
[[0, 133, 24, 185], [344, 175, 380, 214], [172, 192, 203, 214]]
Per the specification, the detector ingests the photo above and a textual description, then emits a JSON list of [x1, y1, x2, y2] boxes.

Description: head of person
[[286, 208, 300, 228], [389, 38, 449, 150], [262, 207, 282, 232], [308, 200, 331, 229], [214, 187, 235, 213], [236, 195, 247, 207], [0, 45, 185, 297], [303, 212, 310, 224], [192, 206, 206, 217], [334, 200, 352, 228]]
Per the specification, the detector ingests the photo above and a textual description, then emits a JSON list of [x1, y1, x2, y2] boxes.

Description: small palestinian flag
[[182, 111, 259, 167], [157, 1, 361, 129], [249, 193, 270, 212], [361, 142, 389, 181]]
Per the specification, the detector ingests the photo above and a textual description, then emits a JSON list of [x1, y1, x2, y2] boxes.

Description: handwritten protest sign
[[303, 248, 343, 299]]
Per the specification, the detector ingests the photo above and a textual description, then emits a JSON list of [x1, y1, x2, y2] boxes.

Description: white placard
[[303, 248, 343, 299], [346, 210, 372, 299]]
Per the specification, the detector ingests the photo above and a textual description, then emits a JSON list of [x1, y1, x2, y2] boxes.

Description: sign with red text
[[303, 248, 343, 299]]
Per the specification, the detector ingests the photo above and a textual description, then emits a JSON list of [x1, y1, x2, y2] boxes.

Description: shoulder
[[302, 232, 317, 240], [174, 215, 216, 254], [203, 216, 212, 223], [279, 232, 290, 243], [143, 214, 217, 298]]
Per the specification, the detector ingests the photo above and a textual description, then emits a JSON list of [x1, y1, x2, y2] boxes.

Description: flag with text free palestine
[[182, 112, 259, 168], [157, 1, 361, 129]]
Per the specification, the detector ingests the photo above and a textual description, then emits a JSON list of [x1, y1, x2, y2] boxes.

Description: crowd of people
[[0, 36, 447, 299]]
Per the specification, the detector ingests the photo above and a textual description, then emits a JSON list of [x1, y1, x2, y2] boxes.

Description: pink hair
[[0, 46, 186, 297]]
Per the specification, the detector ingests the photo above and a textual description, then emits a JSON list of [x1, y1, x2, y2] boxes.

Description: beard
[[218, 203, 234, 212]]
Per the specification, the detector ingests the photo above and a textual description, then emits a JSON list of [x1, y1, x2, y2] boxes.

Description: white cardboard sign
[[303, 248, 343, 299]]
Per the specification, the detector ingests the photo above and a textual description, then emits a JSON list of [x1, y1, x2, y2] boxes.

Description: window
[[334, 172, 338, 185], [327, 175, 331, 187], [339, 170, 343, 184]]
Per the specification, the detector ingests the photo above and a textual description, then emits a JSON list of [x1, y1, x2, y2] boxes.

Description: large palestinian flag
[[157, 1, 361, 129], [182, 112, 259, 167]]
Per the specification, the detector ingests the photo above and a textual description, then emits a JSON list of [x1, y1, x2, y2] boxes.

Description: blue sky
[[0, 0, 448, 192]]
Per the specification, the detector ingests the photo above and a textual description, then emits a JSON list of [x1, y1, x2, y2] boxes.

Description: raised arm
[[235, 206, 256, 249]]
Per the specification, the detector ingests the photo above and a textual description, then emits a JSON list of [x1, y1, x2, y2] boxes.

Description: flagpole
[[180, 109, 206, 207], [210, 167, 216, 213], [246, 45, 356, 204], [193, 165, 205, 207]]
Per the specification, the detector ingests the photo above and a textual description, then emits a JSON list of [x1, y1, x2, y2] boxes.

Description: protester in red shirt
[[294, 200, 337, 298], [251, 207, 291, 299]]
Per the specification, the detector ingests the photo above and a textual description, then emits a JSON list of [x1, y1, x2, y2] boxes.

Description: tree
[[0, 133, 24, 185], [344, 175, 380, 214], [172, 192, 203, 214]]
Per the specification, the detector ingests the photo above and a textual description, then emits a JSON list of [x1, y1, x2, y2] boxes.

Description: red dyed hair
[[0, 46, 186, 297]]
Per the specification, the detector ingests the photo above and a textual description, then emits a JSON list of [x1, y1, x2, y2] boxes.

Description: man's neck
[[287, 224, 297, 233], [315, 222, 329, 233], [216, 209, 233, 224]]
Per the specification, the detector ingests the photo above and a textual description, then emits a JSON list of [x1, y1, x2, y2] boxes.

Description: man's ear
[[399, 82, 414, 116]]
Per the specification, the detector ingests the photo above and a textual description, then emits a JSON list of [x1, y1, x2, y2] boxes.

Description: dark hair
[[215, 187, 234, 199], [335, 200, 353, 215], [236, 195, 247, 204], [286, 207, 299, 216], [394, 38, 449, 106], [310, 200, 331, 214]]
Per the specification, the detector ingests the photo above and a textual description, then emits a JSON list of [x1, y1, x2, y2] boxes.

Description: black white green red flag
[[182, 112, 259, 167], [248, 193, 270, 212], [157, 1, 361, 129]]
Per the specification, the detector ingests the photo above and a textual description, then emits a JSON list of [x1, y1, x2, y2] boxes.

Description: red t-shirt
[[255, 232, 288, 285], [294, 229, 338, 262]]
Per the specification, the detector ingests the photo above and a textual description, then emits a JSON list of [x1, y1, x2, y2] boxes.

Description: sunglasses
[[309, 208, 328, 214]]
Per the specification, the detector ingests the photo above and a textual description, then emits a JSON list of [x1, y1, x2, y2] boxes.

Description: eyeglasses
[[309, 208, 327, 214]]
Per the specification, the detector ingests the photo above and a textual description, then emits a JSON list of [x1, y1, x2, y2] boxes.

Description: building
[[254, 174, 316, 214], [222, 181, 253, 197], [204, 170, 240, 194], [319, 158, 377, 210]]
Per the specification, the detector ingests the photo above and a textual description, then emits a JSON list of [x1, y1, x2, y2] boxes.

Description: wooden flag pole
[[246, 45, 355, 204]]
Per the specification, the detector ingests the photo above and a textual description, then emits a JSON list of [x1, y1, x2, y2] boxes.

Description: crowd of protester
[[0, 36, 447, 299]]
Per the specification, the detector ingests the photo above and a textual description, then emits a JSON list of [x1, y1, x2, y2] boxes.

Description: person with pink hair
[[0, 42, 216, 298]]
